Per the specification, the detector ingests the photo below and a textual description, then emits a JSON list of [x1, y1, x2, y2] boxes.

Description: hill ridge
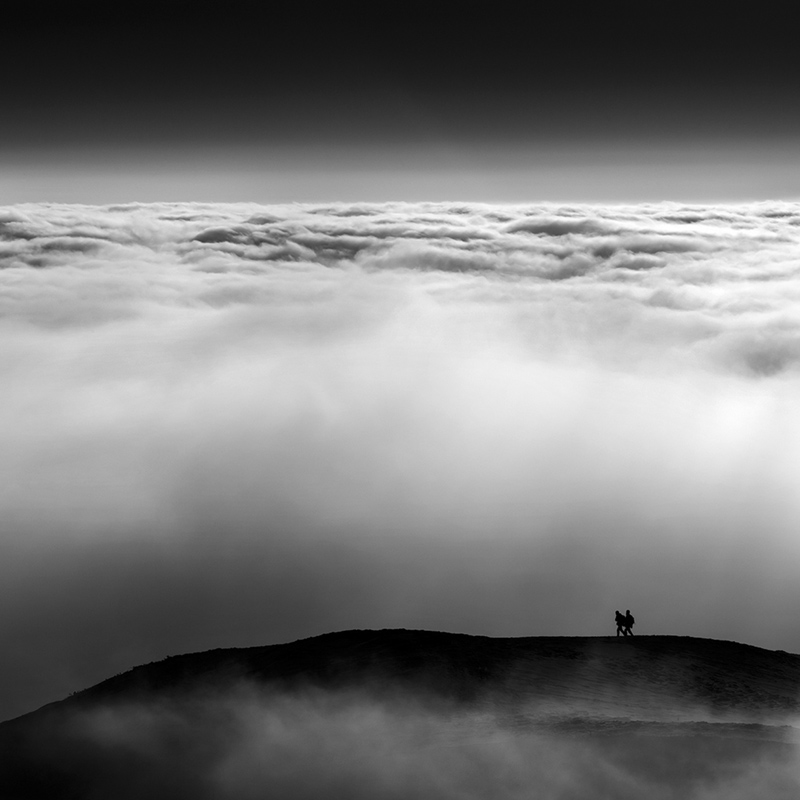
[[3, 630, 800, 799], [7, 630, 800, 726]]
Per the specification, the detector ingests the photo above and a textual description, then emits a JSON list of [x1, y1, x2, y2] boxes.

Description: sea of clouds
[[3, 201, 800, 721]]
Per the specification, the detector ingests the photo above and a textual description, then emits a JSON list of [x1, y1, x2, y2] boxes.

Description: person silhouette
[[624, 609, 635, 636], [614, 610, 626, 637]]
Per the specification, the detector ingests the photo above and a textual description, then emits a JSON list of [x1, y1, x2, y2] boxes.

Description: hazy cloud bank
[[3, 201, 800, 720], [8, 686, 800, 800]]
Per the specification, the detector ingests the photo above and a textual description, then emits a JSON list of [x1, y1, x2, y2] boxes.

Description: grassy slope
[[1, 631, 800, 799], [37, 630, 800, 717]]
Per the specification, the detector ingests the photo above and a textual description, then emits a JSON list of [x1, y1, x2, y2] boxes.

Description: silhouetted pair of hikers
[[615, 609, 635, 637]]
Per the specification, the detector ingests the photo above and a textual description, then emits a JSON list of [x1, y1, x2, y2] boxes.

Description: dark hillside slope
[[14, 630, 800, 717], [2, 630, 800, 799]]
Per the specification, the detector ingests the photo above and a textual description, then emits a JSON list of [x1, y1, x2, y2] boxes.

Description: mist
[[3, 201, 800, 720], [7, 684, 798, 800]]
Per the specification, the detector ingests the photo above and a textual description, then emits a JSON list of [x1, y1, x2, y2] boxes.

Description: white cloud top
[[4, 200, 800, 372]]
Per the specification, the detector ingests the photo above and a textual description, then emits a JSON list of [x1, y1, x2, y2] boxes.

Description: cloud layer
[[3, 200, 800, 720], [8, 686, 800, 800]]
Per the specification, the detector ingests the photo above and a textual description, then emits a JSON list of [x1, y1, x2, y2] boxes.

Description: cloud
[[6, 686, 800, 800], [3, 200, 800, 721]]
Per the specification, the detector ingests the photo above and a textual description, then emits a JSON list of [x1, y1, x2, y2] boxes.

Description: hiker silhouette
[[624, 609, 635, 636], [614, 610, 626, 637]]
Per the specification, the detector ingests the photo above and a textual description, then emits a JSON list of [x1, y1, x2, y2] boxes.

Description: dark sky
[[4, 0, 799, 202]]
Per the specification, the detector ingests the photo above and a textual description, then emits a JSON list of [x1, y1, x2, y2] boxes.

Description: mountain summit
[[2, 630, 800, 799]]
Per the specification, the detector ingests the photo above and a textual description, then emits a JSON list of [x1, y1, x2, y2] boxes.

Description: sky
[[2, 0, 799, 204], [3, 200, 800, 722], [2, 0, 800, 724]]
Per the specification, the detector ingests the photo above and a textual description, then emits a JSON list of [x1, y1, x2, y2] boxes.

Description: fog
[[8, 685, 798, 800], [3, 201, 800, 720]]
